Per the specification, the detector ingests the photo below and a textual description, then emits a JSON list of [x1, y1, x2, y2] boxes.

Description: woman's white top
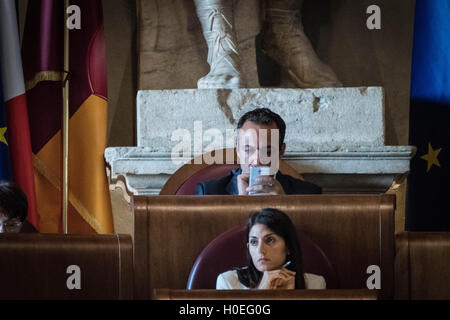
[[216, 270, 326, 290]]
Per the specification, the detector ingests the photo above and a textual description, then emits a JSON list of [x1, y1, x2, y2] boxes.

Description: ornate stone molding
[[105, 146, 415, 198], [106, 87, 415, 200]]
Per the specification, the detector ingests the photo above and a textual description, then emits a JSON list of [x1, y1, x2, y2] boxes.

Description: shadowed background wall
[[18, 0, 415, 147]]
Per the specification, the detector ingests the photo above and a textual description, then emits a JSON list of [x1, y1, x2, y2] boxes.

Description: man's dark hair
[[0, 181, 28, 222], [237, 108, 286, 147]]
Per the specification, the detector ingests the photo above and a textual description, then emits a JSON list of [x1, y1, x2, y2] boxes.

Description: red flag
[[22, 0, 113, 233], [0, 0, 39, 230]]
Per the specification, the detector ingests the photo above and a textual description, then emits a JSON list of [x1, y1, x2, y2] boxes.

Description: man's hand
[[246, 176, 285, 196], [237, 173, 250, 195], [258, 268, 296, 289]]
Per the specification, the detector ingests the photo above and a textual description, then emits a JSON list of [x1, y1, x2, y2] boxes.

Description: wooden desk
[[152, 289, 379, 300], [0, 233, 133, 300], [133, 195, 395, 300]]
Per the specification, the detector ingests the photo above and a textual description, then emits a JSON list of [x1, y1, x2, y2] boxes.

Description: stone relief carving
[[194, 0, 244, 88], [194, 0, 341, 89]]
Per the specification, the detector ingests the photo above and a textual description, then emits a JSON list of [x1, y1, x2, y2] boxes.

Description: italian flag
[[0, 0, 39, 230]]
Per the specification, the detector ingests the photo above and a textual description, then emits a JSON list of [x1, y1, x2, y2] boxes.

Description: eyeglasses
[[0, 218, 23, 233]]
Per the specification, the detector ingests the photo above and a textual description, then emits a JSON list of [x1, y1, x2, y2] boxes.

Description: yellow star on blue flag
[[420, 143, 441, 173], [0, 72, 12, 181], [0, 127, 7, 146]]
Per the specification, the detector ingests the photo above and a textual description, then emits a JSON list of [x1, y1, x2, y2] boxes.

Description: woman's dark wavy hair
[[0, 180, 28, 222], [236, 208, 305, 289]]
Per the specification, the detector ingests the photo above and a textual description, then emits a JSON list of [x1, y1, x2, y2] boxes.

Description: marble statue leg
[[194, 0, 245, 89], [262, 0, 342, 88]]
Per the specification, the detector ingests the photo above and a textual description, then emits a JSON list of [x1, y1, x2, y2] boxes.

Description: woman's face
[[248, 223, 289, 272]]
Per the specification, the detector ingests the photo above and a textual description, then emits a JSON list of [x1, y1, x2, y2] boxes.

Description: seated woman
[[217, 208, 326, 289]]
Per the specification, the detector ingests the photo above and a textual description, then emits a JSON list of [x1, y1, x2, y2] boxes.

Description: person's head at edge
[[0, 181, 28, 233], [236, 108, 286, 175], [236, 208, 306, 289]]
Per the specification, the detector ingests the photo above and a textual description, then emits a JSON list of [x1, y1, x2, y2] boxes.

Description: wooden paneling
[[152, 289, 379, 300], [133, 194, 395, 299], [0, 233, 133, 300], [395, 232, 450, 300]]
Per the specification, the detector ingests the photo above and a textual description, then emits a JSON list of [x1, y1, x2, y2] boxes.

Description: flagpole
[[62, 0, 70, 234]]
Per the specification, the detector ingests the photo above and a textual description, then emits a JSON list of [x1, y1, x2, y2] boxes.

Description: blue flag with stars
[[0, 66, 12, 181], [406, 0, 450, 231]]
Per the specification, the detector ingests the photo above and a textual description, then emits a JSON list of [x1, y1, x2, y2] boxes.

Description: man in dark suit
[[196, 108, 321, 195]]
